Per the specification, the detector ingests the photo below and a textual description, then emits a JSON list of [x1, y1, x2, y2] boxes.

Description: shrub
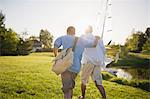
[[138, 80, 150, 91], [102, 72, 150, 91], [102, 72, 116, 80], [128, 80, 139, 87], [110, 78, 129, 85]]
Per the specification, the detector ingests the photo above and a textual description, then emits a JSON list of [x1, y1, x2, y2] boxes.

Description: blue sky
[[0, 0, 149, 44]]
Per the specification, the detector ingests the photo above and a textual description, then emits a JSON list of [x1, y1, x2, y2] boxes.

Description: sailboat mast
[[101, 0, 109, 39]]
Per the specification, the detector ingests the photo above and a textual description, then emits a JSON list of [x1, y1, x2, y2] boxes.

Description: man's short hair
[[67, 26, 75, 34]]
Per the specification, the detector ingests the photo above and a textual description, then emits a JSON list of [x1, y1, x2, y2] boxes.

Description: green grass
[[0, 52, 150, 99]]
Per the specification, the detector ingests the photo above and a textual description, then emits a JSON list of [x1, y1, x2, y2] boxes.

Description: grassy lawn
[[0, 52, 150, 99]]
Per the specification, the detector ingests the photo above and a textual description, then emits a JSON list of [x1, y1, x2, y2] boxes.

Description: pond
[[121, 67, 150, 80], [105, 67, 150, 80]]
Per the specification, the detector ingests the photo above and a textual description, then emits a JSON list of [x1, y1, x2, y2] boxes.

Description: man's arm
[[53, 37, 62, 57], [95, 35, 100, 40], [53, 47, 58, 57]]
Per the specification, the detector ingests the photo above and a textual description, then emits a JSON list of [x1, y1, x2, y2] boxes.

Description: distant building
[[31, 40, 43, 52]]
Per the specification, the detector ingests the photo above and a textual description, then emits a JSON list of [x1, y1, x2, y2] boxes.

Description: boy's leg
[[61, 70, 77, 99], [79, 83, 86, 99], [95, 82, 106, 99], [80, 63, 94, 99], [64, 90, 72, 99], [92, 66, 106, 99]]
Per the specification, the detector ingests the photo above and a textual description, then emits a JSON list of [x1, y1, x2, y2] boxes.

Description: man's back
[[54, 34, 84, 73], [54, 35, 75, 50]]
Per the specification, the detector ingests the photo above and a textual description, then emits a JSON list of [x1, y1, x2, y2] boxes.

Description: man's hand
[[95, 36, 100, 40]]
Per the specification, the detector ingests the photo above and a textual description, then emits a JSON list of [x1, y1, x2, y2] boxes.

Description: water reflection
[[105, 67, 150, 80], [105, 68, 132, 80], [116, 69, 132, 80], [123, 67, 150, 80]]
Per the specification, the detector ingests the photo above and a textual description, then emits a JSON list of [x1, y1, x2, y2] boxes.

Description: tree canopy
[[39, 29, 53, 48], [125, 28, 150, 53]]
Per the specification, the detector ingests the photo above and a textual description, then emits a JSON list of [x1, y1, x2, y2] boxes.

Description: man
[[53, 26, 85, 99], [79, 25, 107, 99]]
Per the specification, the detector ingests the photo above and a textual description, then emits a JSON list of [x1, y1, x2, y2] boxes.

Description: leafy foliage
[[0, 28, 19, 55], [142, 39, 150, 54], [125, 32, 141, 52], [16, 38, 33, 55], [0, 12, 32, 56], [39, 29, 53, 48], [142, 28, 150, 54], [125, 28, 150, 53]]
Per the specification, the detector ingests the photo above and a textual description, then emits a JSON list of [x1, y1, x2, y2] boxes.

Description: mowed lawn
[[0, 53, 149, 99]]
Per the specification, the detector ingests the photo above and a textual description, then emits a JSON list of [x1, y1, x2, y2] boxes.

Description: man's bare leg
[[94, 81, 106, 99], [64, 90, 72, 99], [81, 83, 86, 99], [79, 83, 86, 99]]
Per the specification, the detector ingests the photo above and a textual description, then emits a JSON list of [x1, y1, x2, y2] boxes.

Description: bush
[[142, 39, 150, 54], [110, 78, 129, 85], [16, 39, 32, 55], [138, 80, 150, 91], [128, 80, 139, 87], [102, 72, 150, 91], [102, 72, 116, 80], [128, 80, 150, 91]]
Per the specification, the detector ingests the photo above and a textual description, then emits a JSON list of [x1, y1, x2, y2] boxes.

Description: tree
[[137, 31, 146, 51], [142, 39, 150, 53], [0, 12, 19, 55], [145, 27, 150, 38], [0, 11, 6, 55], [39, 29, 53, 48], [29, 36, 39, 40], [125, 33, 139, 52], [0, 11, 32, 55], [142, 28, 150, 54], [1, 28, 19, 55], [16, 37, 32, 55], [125, 28, 150, 53]]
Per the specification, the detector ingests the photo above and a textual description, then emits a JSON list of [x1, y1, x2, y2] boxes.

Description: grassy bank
[[109, 52, 150, 67], [102, 72, 150, 91], [0, 53, 150, 99], [107, 52, 150, 80]]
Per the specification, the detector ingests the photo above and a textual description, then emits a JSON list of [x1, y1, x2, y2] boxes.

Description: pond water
[[121, 67, 150, 80], [105, 67, 150, 80]]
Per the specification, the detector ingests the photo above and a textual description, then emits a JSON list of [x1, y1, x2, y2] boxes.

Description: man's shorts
[[61, 70, 77, 93], [81, 63, 102, 85]]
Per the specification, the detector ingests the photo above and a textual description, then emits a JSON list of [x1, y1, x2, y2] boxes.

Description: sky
[[0, 0, 149, 45]]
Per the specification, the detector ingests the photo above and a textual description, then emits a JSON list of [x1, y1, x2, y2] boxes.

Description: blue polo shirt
[[54, 34, 96, 73]]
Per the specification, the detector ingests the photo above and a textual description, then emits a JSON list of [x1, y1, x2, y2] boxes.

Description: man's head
[[67, 26, 75, 35], [85, 25, 93, 34]]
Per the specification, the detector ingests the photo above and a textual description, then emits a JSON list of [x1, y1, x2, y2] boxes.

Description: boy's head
[[85, 25, 93, 34], [67, 26, 75, 35]]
